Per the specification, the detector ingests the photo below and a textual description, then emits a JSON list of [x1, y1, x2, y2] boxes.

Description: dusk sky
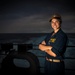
[[0, 0, 75, 33]]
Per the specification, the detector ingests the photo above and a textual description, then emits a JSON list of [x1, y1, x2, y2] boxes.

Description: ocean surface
[[0, 33, 75, 44]]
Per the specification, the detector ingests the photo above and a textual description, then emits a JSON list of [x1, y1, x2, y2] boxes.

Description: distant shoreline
[[0, 33, 75, 38]]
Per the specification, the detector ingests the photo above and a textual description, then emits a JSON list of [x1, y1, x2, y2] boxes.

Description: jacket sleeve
[[51, 34, 68, 56]]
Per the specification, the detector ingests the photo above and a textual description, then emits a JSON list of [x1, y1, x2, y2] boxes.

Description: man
[[39, 13, 68, 75]]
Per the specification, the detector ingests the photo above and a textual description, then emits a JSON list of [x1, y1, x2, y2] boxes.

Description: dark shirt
[[45, 29, 68, 60]]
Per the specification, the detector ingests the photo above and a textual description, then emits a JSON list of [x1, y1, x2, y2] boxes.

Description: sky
[[0, 0, 75, 33]]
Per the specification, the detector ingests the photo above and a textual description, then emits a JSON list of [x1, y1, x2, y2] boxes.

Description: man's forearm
[[39, 44, 56, 57], [45, 49, 56, 57], [39, 44, 52, 51]]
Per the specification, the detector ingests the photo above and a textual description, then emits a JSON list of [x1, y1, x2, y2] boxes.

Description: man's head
[[49, 13, 62, 24]]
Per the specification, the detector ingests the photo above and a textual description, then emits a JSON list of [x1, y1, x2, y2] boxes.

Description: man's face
[[50, 18, 61, 30]]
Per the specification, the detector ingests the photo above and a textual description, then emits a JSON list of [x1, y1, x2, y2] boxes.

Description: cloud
[[0, 0, 75, 33], [0, 14, 50, 33]]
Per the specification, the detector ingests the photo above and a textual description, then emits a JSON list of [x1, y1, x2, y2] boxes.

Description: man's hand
[[41, 41, 46, 45], [39, 40, 56, 57]]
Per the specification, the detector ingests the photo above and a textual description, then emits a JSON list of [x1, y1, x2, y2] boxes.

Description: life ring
[[1, 51, 40, 75]]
